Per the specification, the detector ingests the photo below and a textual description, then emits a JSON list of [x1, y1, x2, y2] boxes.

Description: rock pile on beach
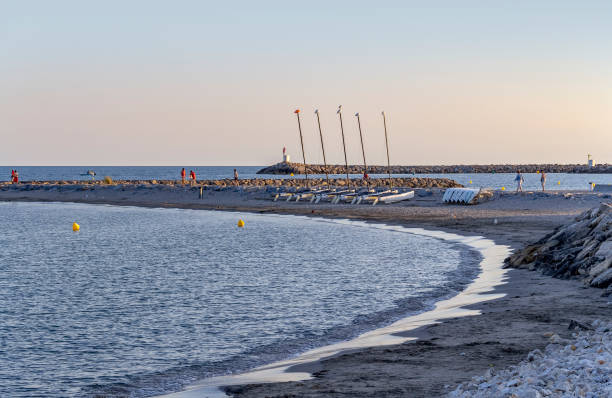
[[257, 161, 612, 175], [0, 177, 461, 189], [449, 320, 612, 397], [505, 202, 612, 290]]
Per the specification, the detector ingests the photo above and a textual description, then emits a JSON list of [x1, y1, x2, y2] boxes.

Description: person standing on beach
[[233, 169, 239, 185], [515, 170, 524, 192], [189, 170, 196, 185], [11, 170, 19, 183], [181, 168, 186, 184], [540, 171, 547, 192]]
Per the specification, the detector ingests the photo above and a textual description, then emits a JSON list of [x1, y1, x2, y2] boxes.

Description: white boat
[[442, 188, 480, 204], [378, 190, 415, 204]]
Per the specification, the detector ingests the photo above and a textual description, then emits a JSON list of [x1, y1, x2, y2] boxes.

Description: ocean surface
[[1, 166, 610, 191], [0, 202, 480, 397]]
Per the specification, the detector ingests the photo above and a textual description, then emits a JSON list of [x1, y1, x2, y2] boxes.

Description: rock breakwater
[[0, 177, 462, 190], [257, 162, 612, 175], [505, 202, 612, 290]]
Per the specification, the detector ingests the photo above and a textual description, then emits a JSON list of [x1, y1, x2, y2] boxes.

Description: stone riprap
[[0, 177, 461, 190], [449, 320, 612, 398], [505, 202, 612, 290], [257, 161, 612, 175]]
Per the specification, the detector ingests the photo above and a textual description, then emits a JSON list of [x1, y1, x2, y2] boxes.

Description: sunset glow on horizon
[[1, 1, 611, 166]]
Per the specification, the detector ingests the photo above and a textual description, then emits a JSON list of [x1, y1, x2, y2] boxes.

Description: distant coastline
[[257, 161, 612, 175]]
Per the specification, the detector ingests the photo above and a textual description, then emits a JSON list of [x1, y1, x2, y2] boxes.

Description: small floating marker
[[501, 186, 505, 191], [469, 180, 472, 184], [237, 219, 245, 228], [72, 222, 80, 232], [558, 181, 561, 185], [290, 173, 294, 177]]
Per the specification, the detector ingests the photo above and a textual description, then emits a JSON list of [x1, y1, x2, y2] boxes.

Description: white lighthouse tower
[[282, 147, 290, 163], [588, 154, 594, 168]]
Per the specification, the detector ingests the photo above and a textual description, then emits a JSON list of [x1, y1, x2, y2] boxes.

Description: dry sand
[[1, 185, 611, 397]]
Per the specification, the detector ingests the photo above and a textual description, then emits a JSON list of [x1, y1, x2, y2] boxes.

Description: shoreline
[[160, 222, 511, 398], [2, 187, 611, 397]]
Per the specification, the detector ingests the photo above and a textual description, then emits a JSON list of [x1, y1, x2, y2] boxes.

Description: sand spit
[[1, 184, 611, 397], [257, 161, 612, 175]]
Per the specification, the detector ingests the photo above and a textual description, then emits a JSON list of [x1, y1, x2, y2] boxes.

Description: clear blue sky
[[1, 1, 611, 165]]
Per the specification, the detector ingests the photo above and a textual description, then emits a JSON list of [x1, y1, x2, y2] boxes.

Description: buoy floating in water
[[469, 180, 472, 184], [501, 187, 505, 191], [237, 219, 245, 228], [558, 181, 561, 185], [72, 222, 80, 232]]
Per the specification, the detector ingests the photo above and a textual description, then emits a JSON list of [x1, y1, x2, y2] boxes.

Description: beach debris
[[237, 219, 245, 228], [505, 202, 612, 289], [72, 222, 80, 232], [449, 320, 612, 398], [103, 176, 113, 184]]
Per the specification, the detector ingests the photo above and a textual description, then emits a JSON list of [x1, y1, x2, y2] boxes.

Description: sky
[[1, 1, 611, 166]]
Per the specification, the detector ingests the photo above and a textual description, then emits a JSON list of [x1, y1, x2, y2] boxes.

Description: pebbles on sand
[[449, 320, 612, 398]]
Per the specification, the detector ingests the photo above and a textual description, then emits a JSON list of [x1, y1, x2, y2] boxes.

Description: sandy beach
[[1, 182, 611, 397]]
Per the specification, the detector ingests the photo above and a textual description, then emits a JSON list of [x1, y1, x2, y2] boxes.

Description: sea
[[0, 201, 480, 397], [1, 166, 611, 191]]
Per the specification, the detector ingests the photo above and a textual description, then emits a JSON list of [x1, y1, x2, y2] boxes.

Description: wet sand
[[1, 185, 611, 397]]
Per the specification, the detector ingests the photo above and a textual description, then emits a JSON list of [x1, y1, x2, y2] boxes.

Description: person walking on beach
[[540, 171, 547, 192], [181, 168, 186, 184], [515, 170, 524, 192], [233, 169, 239, 185]]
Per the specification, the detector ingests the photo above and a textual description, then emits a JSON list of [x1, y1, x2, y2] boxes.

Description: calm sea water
[[0, 202, 479, 397], [1, 166, 609, 191]]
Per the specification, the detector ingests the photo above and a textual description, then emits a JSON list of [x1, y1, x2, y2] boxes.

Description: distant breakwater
[[0, 177, 462, 190], [257, 162, 612, 175]]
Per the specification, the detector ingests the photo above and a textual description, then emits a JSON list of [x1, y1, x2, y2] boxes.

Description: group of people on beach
[[180, 168, 240, 185], [515, 170, 547, 192], [180, 168, 197, 185], [10, 169, 19, 183]]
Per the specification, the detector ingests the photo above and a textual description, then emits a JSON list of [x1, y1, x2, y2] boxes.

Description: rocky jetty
[[257, 161, 612, 175], [505, 202, 612, 290], [0, 177, 462, 190], [450, 319, 612, 397]]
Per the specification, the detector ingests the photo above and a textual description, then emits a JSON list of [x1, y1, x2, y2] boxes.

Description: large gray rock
[[505, 202, 612, 288]]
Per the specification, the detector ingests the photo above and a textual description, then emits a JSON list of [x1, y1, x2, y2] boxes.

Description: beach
[[1, 182, 611, 397]]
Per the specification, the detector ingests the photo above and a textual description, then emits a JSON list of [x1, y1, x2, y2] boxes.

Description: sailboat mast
[[294, 109, 308, 186]]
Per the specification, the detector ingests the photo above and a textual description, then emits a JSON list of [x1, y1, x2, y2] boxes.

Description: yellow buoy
[[501, 186, 505, 191], [290, 173, 294, 177], [469, 180, 472, 184], [536, 170, 540, 174], [558, 181, 561, 185], [72, 222, 80, 232], [237, 219, 245, 228]]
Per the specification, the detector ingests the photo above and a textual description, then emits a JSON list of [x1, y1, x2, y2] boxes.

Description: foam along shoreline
[[159, 219, 512, 398]]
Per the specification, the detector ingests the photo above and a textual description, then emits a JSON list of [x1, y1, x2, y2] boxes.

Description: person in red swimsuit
[[181, 168, 186, 184], [189, 170, 196, 185]]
